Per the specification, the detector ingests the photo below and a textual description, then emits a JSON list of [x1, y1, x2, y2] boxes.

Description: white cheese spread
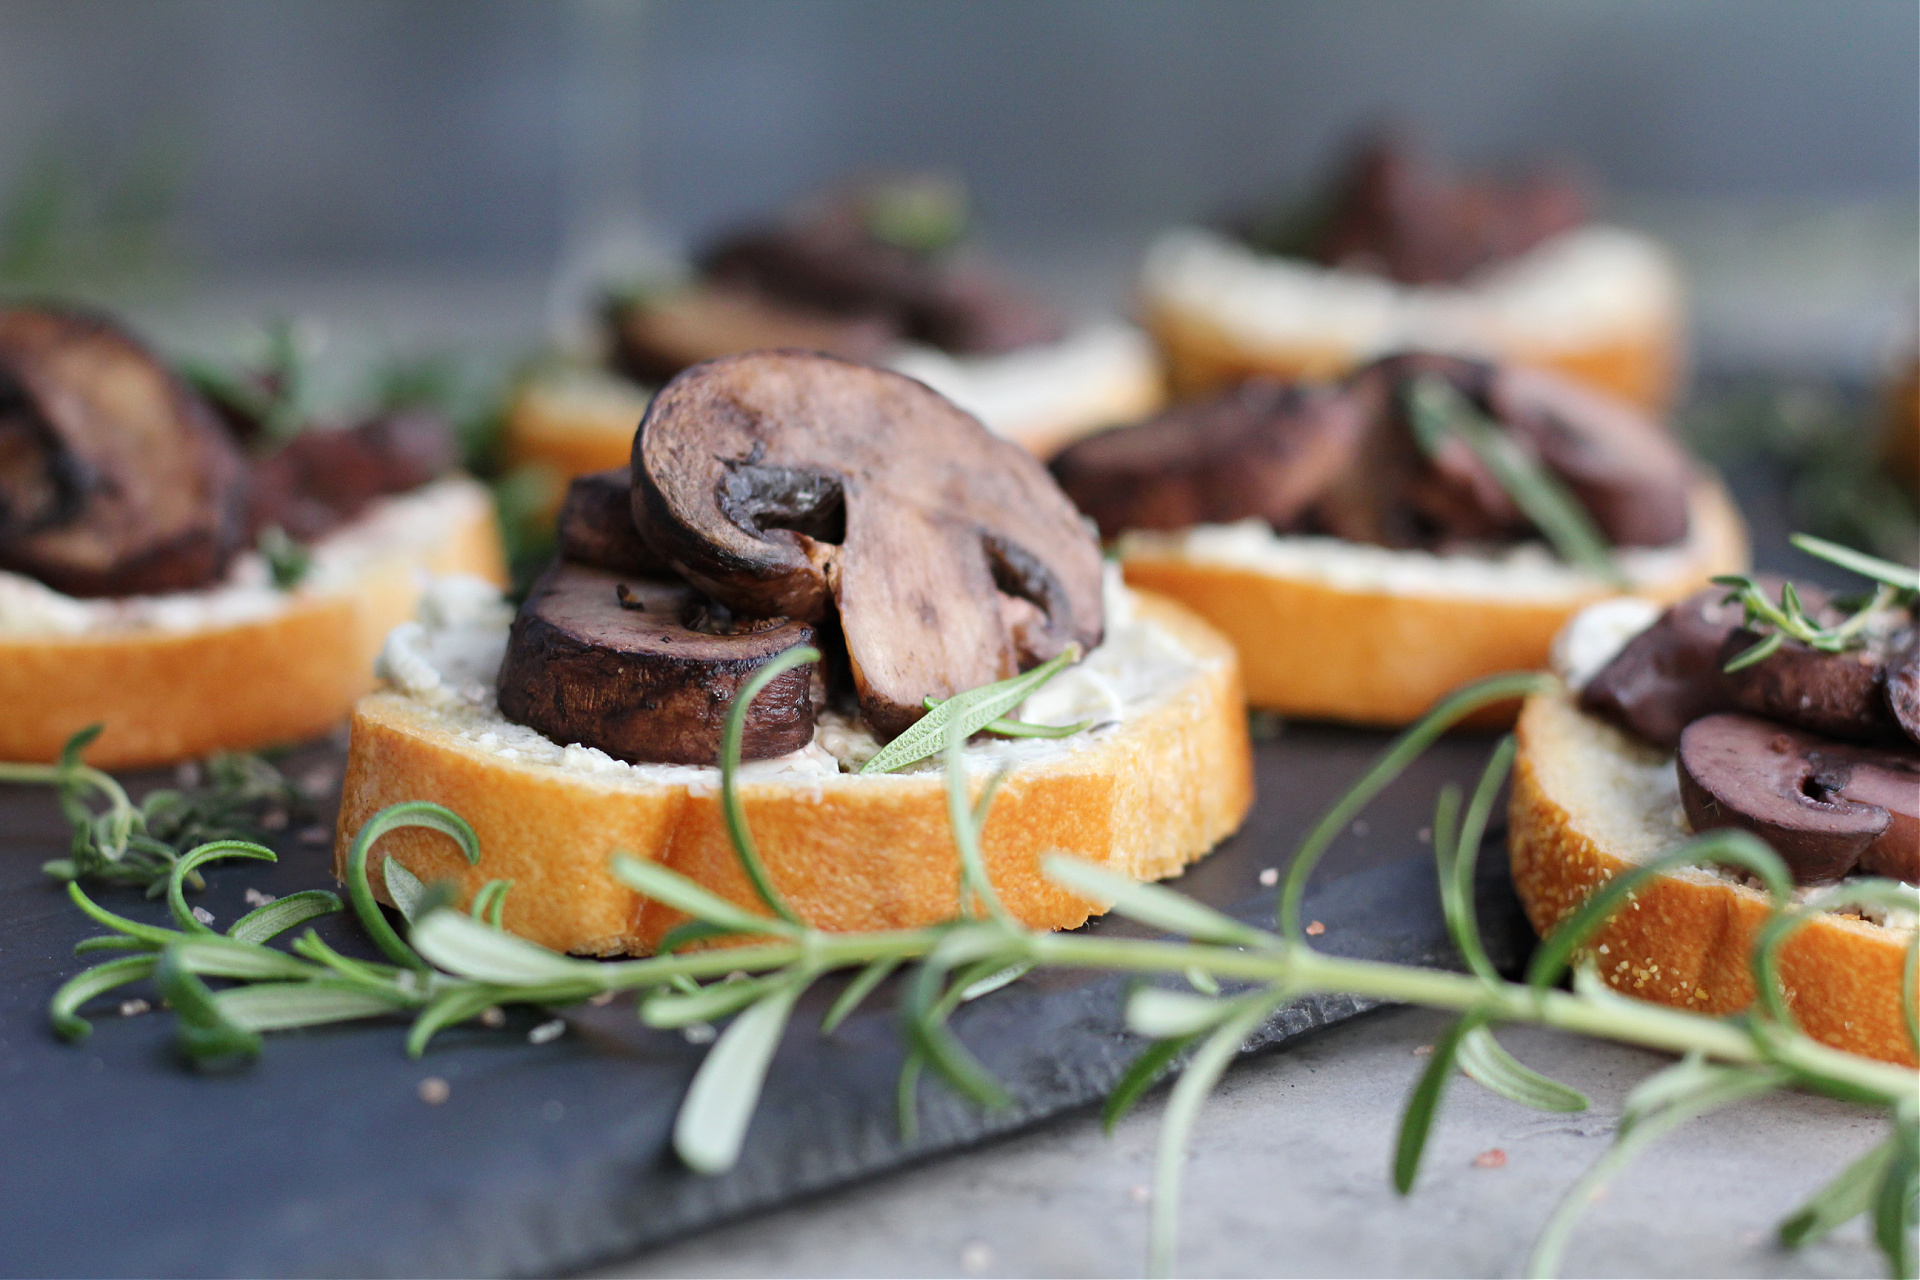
[[888, 323, 1161, 445]]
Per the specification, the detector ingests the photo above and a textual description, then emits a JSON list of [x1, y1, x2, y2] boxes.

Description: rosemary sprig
[[256, 525, 312, 591], [36, 675, 1920, 1277], [0, 726, 303, 894], [1713, 531, 1919, 672], [1405, 374, 1627, 586], [859, 644, 1084, 774]]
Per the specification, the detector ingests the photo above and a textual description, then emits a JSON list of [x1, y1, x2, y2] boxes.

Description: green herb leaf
[[643, 972, 794, 1029], [155, 944, 262, 1066], [1406, 375, 1624, 585], [1779, 1138, 1897, 1248], [654, 920, 743, 957], [227, 890, 342, 945], [1393, 1012, 1481, 1194], [49, 954, 157, 1041], [167, 935, 316, 982], [719, 646, 820, 925], [673, 979, 807, 1174], [1456, 1026, 1587, 1113], [821, 956, 901, 1035], [924, 696, 1092, 739], [214, 981, 409, 1032], [1103, 1034, 1197, 1134], [609, 853, 799, 940], [167, 840, 277, 934], [1045, 856, 1273, 948], [1872, 1109, 1918, 1280], [470, 878, 513, 929], [1792, 533, 1920, 593], [408, 909, 589, 985], [860, 645, 1082, 775], [1126, 987, 1237, 1039], [382, 857, 430, 924], [257, 525, 312, 590], [343, 801, 480, 970], [407, 984, 514, 1058]]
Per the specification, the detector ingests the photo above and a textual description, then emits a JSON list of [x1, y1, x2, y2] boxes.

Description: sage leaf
[[610, 853, 799, 938], [673, 979, 806, 1175], [228, 890, 341, 945], [1046, 856, 1271, 947], [1456, 1025, 1587, 1113], [410, 909, 591, 984], [859, 644, 1081, 775]]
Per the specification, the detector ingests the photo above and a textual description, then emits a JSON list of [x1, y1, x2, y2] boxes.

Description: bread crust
[[1117, 476, 1747, 726], [0, 481, 505, 767], [1509, 681, 1917, 1067], [332, 592, 1254, 956], [1141, 273, 1682, 414]]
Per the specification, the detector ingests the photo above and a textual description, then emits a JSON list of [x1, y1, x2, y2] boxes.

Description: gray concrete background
[[593, 1006, 1891, 1279]]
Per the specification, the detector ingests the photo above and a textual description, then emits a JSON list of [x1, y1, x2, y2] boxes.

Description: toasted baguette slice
[[0, 479, 505, 768], [1510, 680, 1917, 1066], [333, 590, 1252, 956], [503, 325, 1165, 485], [1114, 475, 1747, 726], [1139, 225, 1683, 413]]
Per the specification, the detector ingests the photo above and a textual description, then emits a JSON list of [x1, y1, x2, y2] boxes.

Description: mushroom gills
[[496, 562, 816, 766], [1676, 713, 1918, 885], [0, 306, 248, 597]]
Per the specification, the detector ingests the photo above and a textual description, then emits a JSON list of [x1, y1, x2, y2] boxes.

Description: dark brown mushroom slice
[[496, 562, 816, 766], [555, 468, 669, 575], [1580, 585, 1745, 748], [0, 306, 248, 597], [247, 411, 455, 542], [1884, 627, 1920, 747], [1717, 614, 1904, 746], [1806, 743, 1920, 884], [632, 351, 1104, 739], [1048, 378, 1363, 539], [1677, 714, 1894, 884], [606, 284, 900, 387], [1487, 365, 1692, 548]]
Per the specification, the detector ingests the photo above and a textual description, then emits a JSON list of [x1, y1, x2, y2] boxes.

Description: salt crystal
[[190, 906, 216, 926], [1257, 868, 1279, 887], [527, 1018, 566, 1045], [418, 1077, 451, 1105]]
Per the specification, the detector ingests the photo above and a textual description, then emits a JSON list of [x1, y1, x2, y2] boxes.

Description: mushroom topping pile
[[497, 352, 1105, 763], [1584, 583, 1919, 885], [1050, 352, 1691, 553], [607, 178, 1066, 386], [0, 307, 249, 597]]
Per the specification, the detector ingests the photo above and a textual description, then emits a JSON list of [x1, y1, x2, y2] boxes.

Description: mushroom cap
[[0, 306, 248, 597], [555, 467, 670, 576], [632, 350, 1104, 739], [1884, 628, 1919, 746], [1580, 585, 1744, 748], [1677, 713, 1892, 884], [496, 562, 816, 766]]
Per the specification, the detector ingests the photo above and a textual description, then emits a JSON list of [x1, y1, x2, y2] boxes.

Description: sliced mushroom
[[1488, 365, 1692, 547], [247, 411, 454, 542], [606, 284, 899, 387], [1884, 627, 1919, 746], [0, 306, 248, 596], [555, 468, 669, 575], [496, 562, 816, 765], [1677, 714, 1892, 883], [1580, 586, 1744, 747], [1048, 378, 1362, 539], [1715, 590, 1906, 745], [1807, 743, 1920, 883], [632, 351, 1103, 738]]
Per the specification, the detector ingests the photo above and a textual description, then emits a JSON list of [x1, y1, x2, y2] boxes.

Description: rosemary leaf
[[1792, 532, 1920, 593], [1044, 855, 1272, 948], [609, 853, 800, 940], [1125, 987, 1237, 1039], [383, 857, 430, 924], [167, 935, 315, 983], [1779, 1138, 1897, 1248], [50, 954, 157, 1041], [343, 801, 479, 970], [859, 645, 1082, 775], [1872, 1109, 1918, 1280], [408, 909, 592, 985], [406, 984, 514, 1058], [1103, 1034, 1197, 1134], [1455, 1026, 1587, 1113], [820, 956, 901, 1035], [1406, 375, 1625, 585], [719, 647, 819, 926], [1393, 1012, 1481, 1194], [673, 978, 808, 1175], [643, 972, 793, 1029], [470, 879, 513, 929], [227, 890, 342, 945], [214, 981, 410, 1033], [923, 695, 1092, 740], [155, 945, 262, 1066], [167, 840, 277, 935]]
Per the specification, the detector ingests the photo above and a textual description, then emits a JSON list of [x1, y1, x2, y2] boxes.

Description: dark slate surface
[[0, 460, 1812, 1279]]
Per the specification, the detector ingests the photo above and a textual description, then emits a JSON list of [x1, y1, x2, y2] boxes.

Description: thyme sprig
[[0, 726, 303, 894], [38, 674, 1920, 1277], [1406, 374, 1626, 586], [1713, 532, 1920, 672]]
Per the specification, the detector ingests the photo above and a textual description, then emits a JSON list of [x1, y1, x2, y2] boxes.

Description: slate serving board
[[0, 461, 1817, 1279]]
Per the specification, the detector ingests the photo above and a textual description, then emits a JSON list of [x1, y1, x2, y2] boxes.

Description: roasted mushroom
[[1049, 378, 1362, 539], [496, 562, 816, 766], [1677, 713, 1919, 884], [1580, 586, 1744, 748], [555, 468, 669, 576], [1717, 623, 1906, 746], [0, 307, 248, 597], [607, 285, 898, 388], [632, 351, 1104, 738], [247, 411, 454, 543], [1881, 629, 1919, 746]]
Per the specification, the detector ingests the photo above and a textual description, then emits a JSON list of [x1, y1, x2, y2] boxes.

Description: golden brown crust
[[1118, 475, 1747, 725], [1141, 289, 1683, 415], [332, 592, 1254, 956], [1509, 682, 1917, 1067], [0, 483, 505, 768]]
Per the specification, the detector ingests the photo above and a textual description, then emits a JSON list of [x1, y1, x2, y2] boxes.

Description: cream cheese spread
[[888, 323, 1160, 445]]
